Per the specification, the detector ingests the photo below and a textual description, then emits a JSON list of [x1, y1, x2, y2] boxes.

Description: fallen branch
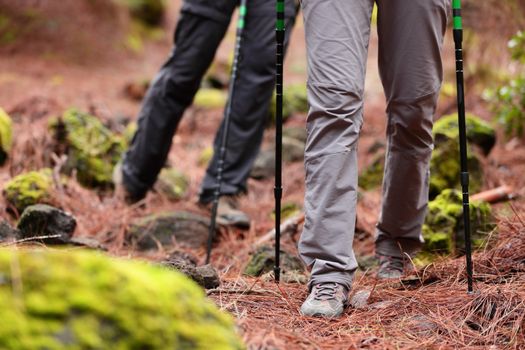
[[254, 213, 305, 247], [471, 185, 515, 204]]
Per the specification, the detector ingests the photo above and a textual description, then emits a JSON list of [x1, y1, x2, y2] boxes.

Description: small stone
[[195, 265, 221, 289], [283, 127, 307, 143], [17, 204, 76, 244], [161, 252, 220, 289], [250, 137, 305, 180], [0, 220, 19, 241], [128, 211, 214, 250], [349, 289, 372, 309]]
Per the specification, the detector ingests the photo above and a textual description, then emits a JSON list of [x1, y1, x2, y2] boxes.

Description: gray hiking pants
[[122, 0, 297, 202], [298, 0, 449, 290]]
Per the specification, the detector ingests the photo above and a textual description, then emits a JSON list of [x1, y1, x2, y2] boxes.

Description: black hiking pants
[[122, 0, 297, 202]]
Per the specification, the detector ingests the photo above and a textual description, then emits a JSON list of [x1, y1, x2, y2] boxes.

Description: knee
[[386, 91, 438, 155]]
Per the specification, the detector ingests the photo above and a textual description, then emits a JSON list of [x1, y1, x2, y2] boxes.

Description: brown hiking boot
[[204, 196, 250, 229], [376, 254, 406, 280], [300, 282, 349, 318]]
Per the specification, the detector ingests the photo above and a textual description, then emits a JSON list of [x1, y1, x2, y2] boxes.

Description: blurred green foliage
[[485, 31, 525, 138]]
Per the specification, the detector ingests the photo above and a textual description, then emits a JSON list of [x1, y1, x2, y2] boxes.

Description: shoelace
[[313, 283, 339, 301]]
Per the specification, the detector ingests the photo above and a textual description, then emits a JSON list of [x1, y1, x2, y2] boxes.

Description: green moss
[[244, 246, 303, 277], [433, 113, 496, 156], [358, 154, 384, 190], [123, 121, 137, 145], [423, 189, 496, 256], [271, 202, 301, 220], [3, 169, 54, 213], [198, 146, 214, 167], [269, 83, 309, 123], [155, 167, 189, 200], [193, 89, 228, 109], [429, 137, 483, 199], [50, 109, 126, 188], [0, 249, 244, 349], [0, 107, 13, 165]]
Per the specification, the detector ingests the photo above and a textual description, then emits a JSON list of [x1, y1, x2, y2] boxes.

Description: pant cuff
[[374, 236, 423, 259], [308, 273, 353, 292]]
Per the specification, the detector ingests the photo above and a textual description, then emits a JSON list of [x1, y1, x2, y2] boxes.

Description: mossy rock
[[198, 146, 214, 167], [50, 109, 126, 188], [193, 89, 228, 109], [433, 113, 496, 156], [122, 0, 165, 27], [422, 189, 496, 256], [244, 245, 304, 277], [154, 167, 189, 201], [0, 249, 243, 349], [3, 169, 54, 214], [358, 153, 384, 191], [17, 204, 76, 244], [271, 202, 301, 221], [283, 126, 307, 143], [123, 121, 137, 145], [0, 107, 13, 166], [429, 137, 483, 199], [127, 211, 213, 250], [269, 83, 309, 124]]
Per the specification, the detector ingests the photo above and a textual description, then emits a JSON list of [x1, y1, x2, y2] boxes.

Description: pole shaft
[[452, 0, 473, 293], [274, 0, 285, 283], [206, 0, 248, 264]]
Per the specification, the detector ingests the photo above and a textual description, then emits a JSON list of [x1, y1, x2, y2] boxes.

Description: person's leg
[[375, 0, 448, 264], [198, 0, 298, 204], [121, 2, 235, 199], [299, 0, 374, 297]]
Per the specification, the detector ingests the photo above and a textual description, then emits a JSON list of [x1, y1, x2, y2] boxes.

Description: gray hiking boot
[[112, 162, 146, 204], [205, 196, 250, 229], [376, 254, 405, 280], [300, 282, 348, 318]]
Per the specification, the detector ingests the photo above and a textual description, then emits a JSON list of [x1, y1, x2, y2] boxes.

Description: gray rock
[[128, 211, 213, 250], [283, 127, 307, 143], [250, 136, 305, 179], [17, 204, 76, 244], [195, 265, 221, 289], [0, 220, 19, 241], [349, 289, 372, 309], [161, 252, 220, 289]]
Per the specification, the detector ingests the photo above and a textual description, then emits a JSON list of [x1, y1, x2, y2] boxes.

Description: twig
[[1, 234, 62, 246]]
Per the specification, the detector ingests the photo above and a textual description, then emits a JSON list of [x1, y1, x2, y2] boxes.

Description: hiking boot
[[202, 196, 250, 229], [376, 254, 405, 280], [113, 162, 145, 204], [300, 282, 348, 318]]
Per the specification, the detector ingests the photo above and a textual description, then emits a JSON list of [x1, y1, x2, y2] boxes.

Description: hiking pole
[[274, 0, 285, 283], [206, 0, 248, 265], [452, 0, 474, 293]]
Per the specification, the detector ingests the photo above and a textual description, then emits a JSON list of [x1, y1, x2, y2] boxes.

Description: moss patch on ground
[[3, 169, 54, 214], [0, 249, 244, 349]]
